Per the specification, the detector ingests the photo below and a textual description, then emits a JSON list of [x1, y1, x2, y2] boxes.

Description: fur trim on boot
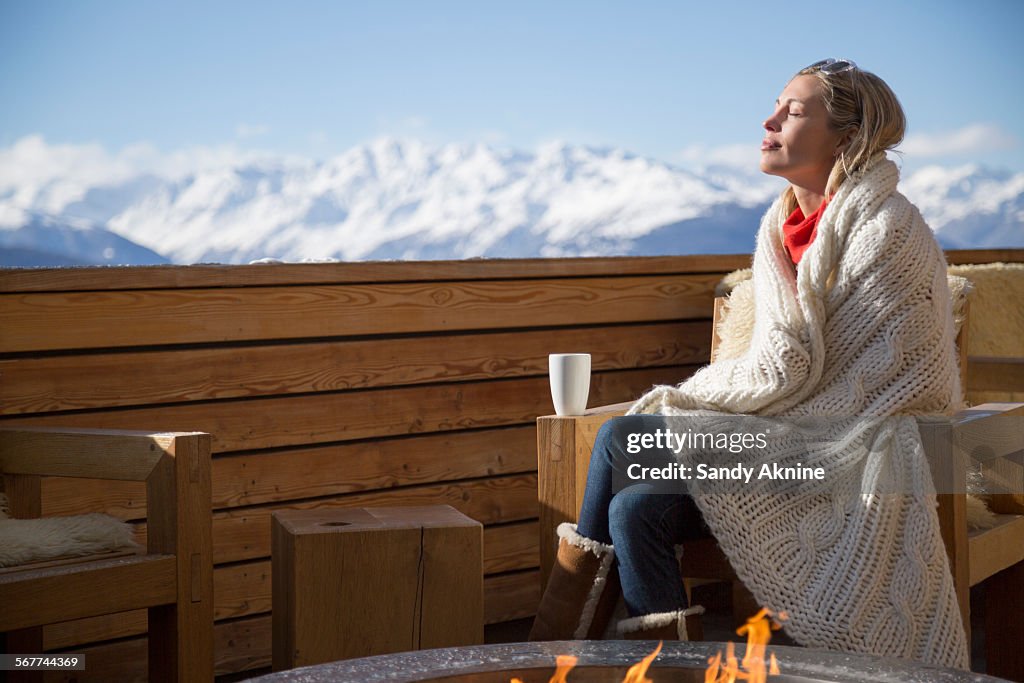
[[617, 606, 705, 641], [529, 523, 620, 641]]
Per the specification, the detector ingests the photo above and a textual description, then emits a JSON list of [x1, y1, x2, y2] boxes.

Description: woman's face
[[760, 75, 844, 190]]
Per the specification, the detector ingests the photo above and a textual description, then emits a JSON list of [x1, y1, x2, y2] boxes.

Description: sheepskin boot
[[617, 606, 705, 641], [529, 523, 620, 641]]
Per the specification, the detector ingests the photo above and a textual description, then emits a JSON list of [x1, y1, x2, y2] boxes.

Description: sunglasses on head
[[804, 58, 858, 75]]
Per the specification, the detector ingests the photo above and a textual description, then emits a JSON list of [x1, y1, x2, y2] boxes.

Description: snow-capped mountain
[[900, 164, 1024, 249], [0, 211, 168, 267], [1, 136, 1021, 267]]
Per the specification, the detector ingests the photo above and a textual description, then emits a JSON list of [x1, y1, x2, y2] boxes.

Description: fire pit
[[245, 641, 1010, 682]]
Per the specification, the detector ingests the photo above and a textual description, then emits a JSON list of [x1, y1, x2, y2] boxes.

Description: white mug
[[548, 353, 591, 416]]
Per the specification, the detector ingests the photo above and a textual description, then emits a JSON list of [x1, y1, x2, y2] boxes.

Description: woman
[[529, 59, 969, 670]]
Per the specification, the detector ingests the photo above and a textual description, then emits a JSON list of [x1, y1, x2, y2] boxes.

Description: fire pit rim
[[246, 640, 1009, 683]]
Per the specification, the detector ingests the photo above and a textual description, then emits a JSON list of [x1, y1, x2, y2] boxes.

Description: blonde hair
[[780, 65, 906, 215]]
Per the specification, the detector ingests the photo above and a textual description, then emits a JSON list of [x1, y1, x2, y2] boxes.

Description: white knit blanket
[[629, 156, 969, 668]]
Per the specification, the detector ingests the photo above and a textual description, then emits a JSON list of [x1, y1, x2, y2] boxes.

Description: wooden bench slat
[[1, 322, 710, 414], [0, 429, 174, 481], [44, 561, 274, 650], [484, 521, 539, 574], [0, 275, 720, 353], [41, 425, 539, 518], [110, 475, 538, 565], [968, 514, 1024, 586], [954, 404, 1024, 477], [41, 615, 273, 682], [0, 555, 177, 631], [4, 368, 692, 453], [483, 570, 541, 624], [0, 255, 755, 293], [1, 249, 1012, 295], [208, 474, 539, 565]]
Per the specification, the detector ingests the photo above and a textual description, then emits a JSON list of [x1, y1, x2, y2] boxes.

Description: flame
[[704, 608, 786, 683], [514, 654, 578, 683], [511, 644, 660, 683], [550, 655, 580, 683], [621, 640, 662, 683], [520, 609, 785, 683]]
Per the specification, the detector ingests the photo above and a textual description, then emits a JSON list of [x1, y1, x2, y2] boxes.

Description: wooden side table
[[271, 505, 483, 671]]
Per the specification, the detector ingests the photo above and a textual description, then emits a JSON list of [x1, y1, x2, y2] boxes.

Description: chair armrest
[[0, 426, 212, 557], [929, 402, 1024, 497], [536, 402, 631, 584], [919, 402, 1024, 633], [0, 427, 204, 482]]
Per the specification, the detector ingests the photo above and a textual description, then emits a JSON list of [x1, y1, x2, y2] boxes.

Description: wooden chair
[[0, 428, 214, 682], [537, 294, 1024, 680]]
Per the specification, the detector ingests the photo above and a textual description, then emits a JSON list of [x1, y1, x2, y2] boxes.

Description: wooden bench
[[0, 428, 214, 682]]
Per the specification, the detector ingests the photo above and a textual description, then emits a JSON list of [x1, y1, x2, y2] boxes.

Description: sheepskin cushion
[[948, 262, 1024, 404], [0, 493, 140, 568]]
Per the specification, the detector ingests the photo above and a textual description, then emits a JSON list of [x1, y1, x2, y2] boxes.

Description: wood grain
[[968, 514, 1024, 586], [944, 248, 1024, 265], [0, 254, 755, 293], [7, 250, 1020, 682], [42, 616, 275, 682], [0, 428, 173, 481], [4, 368, 691, 453], [209, 474, 538, 565], [42, 561, 265, 651], [272, 505, 483, 668], [3, 250, 1016, 294], [481, 569, 541, 624], [483, 521, 539, 574], [0, 431, 212, 683], [0, 275, 720, 352], [55, 477, 537, 567], [419, 510, 484, 649], [273, 510, 419, 666], [0, 555, 176, 632], [40, 425, 538, 518], [1, 321, 710, 414], [43, 520, 538, 650], [968, 356, 1024, 393], [44, 608, 149, 651], [42, 568, 541, 682], [536, 402, 631, 586], [45, 560, 269, 649]]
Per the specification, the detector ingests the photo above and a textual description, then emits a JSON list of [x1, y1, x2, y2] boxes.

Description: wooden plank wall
[[0, 249, 1020, 681]]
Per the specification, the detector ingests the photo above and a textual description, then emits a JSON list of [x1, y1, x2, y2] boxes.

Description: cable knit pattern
[[628, 156, 968, 668]]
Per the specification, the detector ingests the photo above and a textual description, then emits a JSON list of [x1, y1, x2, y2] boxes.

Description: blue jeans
[[575, 415, 710, 617]]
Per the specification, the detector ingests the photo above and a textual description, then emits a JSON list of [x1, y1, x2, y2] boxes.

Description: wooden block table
[[271, 505, 483, 671]]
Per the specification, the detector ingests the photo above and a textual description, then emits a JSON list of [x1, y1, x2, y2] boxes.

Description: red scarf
[[782, 198, 827, 265]]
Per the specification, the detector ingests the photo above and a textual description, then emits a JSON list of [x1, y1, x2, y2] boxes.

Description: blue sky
[[2, 0, 1023, 172]]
